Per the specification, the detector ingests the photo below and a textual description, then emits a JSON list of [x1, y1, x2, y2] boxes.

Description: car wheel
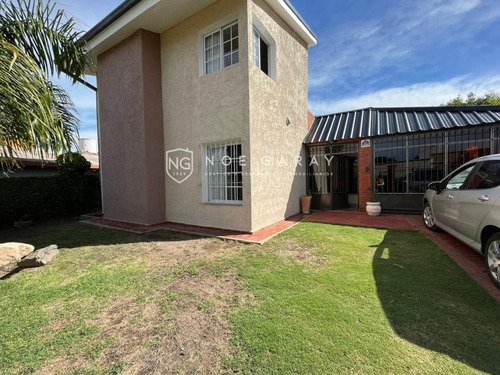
[[485, 233, 500, 288], [423, 203, 439, 231]]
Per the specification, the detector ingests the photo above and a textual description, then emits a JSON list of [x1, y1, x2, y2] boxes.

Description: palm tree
[[0, 0, 91, 171]]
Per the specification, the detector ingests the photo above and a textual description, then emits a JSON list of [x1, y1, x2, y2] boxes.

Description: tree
[[442, 91, 500, 106], [0, 0, 91, 171]]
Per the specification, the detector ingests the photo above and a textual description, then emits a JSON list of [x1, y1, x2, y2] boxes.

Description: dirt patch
[[36, 235, 255, 375], [143, 234, 247, 265], [98, 270, 251, 375]]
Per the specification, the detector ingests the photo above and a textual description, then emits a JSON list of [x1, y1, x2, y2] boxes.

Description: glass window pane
[[224, 54, 231, 67], [223, 41, 231, 54], [232, 51, 239, 64], [254, 55, 260, 67], [232, 24, 238, 38], [205, 35, 212, 48], [223, 27, 231, 42], [213, 58, 220, 71], [232, 38, 239, 51], [446, 165, 476, 190], [467, 161, 500, 190], [213, 31, 220, 45]]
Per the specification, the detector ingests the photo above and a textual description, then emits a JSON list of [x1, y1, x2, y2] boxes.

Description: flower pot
[[301, 195, 312, 214], [366, 202, 381, 216]]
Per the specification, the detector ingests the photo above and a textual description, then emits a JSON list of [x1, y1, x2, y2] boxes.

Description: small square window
[[203, 22, 239, 75]]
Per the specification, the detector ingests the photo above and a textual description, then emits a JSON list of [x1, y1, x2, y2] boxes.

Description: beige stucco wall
[[96, 0, 309, 232], [247, 0, 309, 231], [161, 0, 253, 232], [97, 30, 166, 225]]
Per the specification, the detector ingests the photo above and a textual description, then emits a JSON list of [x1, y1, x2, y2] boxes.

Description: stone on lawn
[[0, 242, 35, 278], [0, 242, 35, 266], [17, 245, 59, 269]]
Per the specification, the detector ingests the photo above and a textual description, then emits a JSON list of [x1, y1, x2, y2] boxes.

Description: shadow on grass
[[0, 218, 207, 250], [373, 230, 500, 374]]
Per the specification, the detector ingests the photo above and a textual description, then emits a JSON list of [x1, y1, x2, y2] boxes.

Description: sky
[[55, 0, 500, 141]]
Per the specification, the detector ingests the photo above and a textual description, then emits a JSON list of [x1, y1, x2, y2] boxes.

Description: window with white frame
[[204, 141, 243, 204], [253, 27, 269, 75], [204, 22, 239, 75]]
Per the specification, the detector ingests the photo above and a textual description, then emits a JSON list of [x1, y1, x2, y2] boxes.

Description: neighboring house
[[1, 150, 58, 178], [83, 0, 317, 231], [0, 149, 99, 179], [305, 106, 500, 213]]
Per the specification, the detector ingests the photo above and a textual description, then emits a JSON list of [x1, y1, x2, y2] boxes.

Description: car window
[[445, 164, 476, 190], [467, 161, 500, 190]]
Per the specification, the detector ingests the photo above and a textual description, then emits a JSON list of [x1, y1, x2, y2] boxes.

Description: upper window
[[251, 17, 276, 80], [204, 22, 239, 75], [467, 161, 500, 190], [253, 27, 269, 75]]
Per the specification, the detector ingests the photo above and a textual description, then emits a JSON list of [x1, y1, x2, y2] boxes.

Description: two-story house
[[83, 0, 317, 232]]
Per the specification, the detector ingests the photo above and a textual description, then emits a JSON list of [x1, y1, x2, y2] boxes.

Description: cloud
[[309, 74, 500, 115], [429, 0, 481, 16]]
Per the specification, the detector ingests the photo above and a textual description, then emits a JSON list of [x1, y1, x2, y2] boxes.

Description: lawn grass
[[1, 220, 499, 374], [229, 223, 500, 374]]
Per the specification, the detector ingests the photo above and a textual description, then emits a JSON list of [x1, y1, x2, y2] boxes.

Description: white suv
[[423, 154, 500, 288]]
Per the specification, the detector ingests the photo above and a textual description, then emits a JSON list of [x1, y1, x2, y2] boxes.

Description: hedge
[[0, 173, 101, 225]]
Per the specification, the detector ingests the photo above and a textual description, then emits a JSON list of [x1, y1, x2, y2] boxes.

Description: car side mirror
[[428, 181, 442, 194]]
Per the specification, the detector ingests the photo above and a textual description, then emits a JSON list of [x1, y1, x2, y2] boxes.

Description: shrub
[[56, 152, 91, 176], [0, 173, 101, 226]]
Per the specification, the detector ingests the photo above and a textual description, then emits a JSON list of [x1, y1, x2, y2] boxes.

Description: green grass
[[1, 220, 499, 374], [229, 223, 500, 374], [0, 227, 146, 373]]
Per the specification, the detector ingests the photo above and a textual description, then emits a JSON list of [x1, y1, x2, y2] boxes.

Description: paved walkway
[[304, 211, 418, 231], [84, 214, 308, 245]]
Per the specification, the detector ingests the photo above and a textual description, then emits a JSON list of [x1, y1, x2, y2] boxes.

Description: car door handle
[[447, 195, 454, 200], [478, 195, 490, 202]]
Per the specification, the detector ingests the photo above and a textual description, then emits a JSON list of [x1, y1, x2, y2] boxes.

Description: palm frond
[[0, 39, 78, 172], [0, 0, 93, 82]]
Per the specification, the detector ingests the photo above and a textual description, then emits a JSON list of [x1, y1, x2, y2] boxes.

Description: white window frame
[[203, 28, 222, 75], [221, 21, 239, 69], [202, 140, 243, 205], [200, 19, 239, 76], [253, 27, 262, 69], [252, 15, 277, 81]]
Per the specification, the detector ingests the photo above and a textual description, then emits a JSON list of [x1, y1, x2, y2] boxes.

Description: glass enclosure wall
[[373, 125, 500, 195]]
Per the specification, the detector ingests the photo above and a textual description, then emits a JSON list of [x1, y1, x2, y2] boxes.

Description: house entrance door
[[307, 143, 359, 211], [330, 155, 357, 210]]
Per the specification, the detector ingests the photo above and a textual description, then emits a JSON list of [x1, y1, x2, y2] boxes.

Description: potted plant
[[301, 191, 312, 214], [366, 187, 381, 216]]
